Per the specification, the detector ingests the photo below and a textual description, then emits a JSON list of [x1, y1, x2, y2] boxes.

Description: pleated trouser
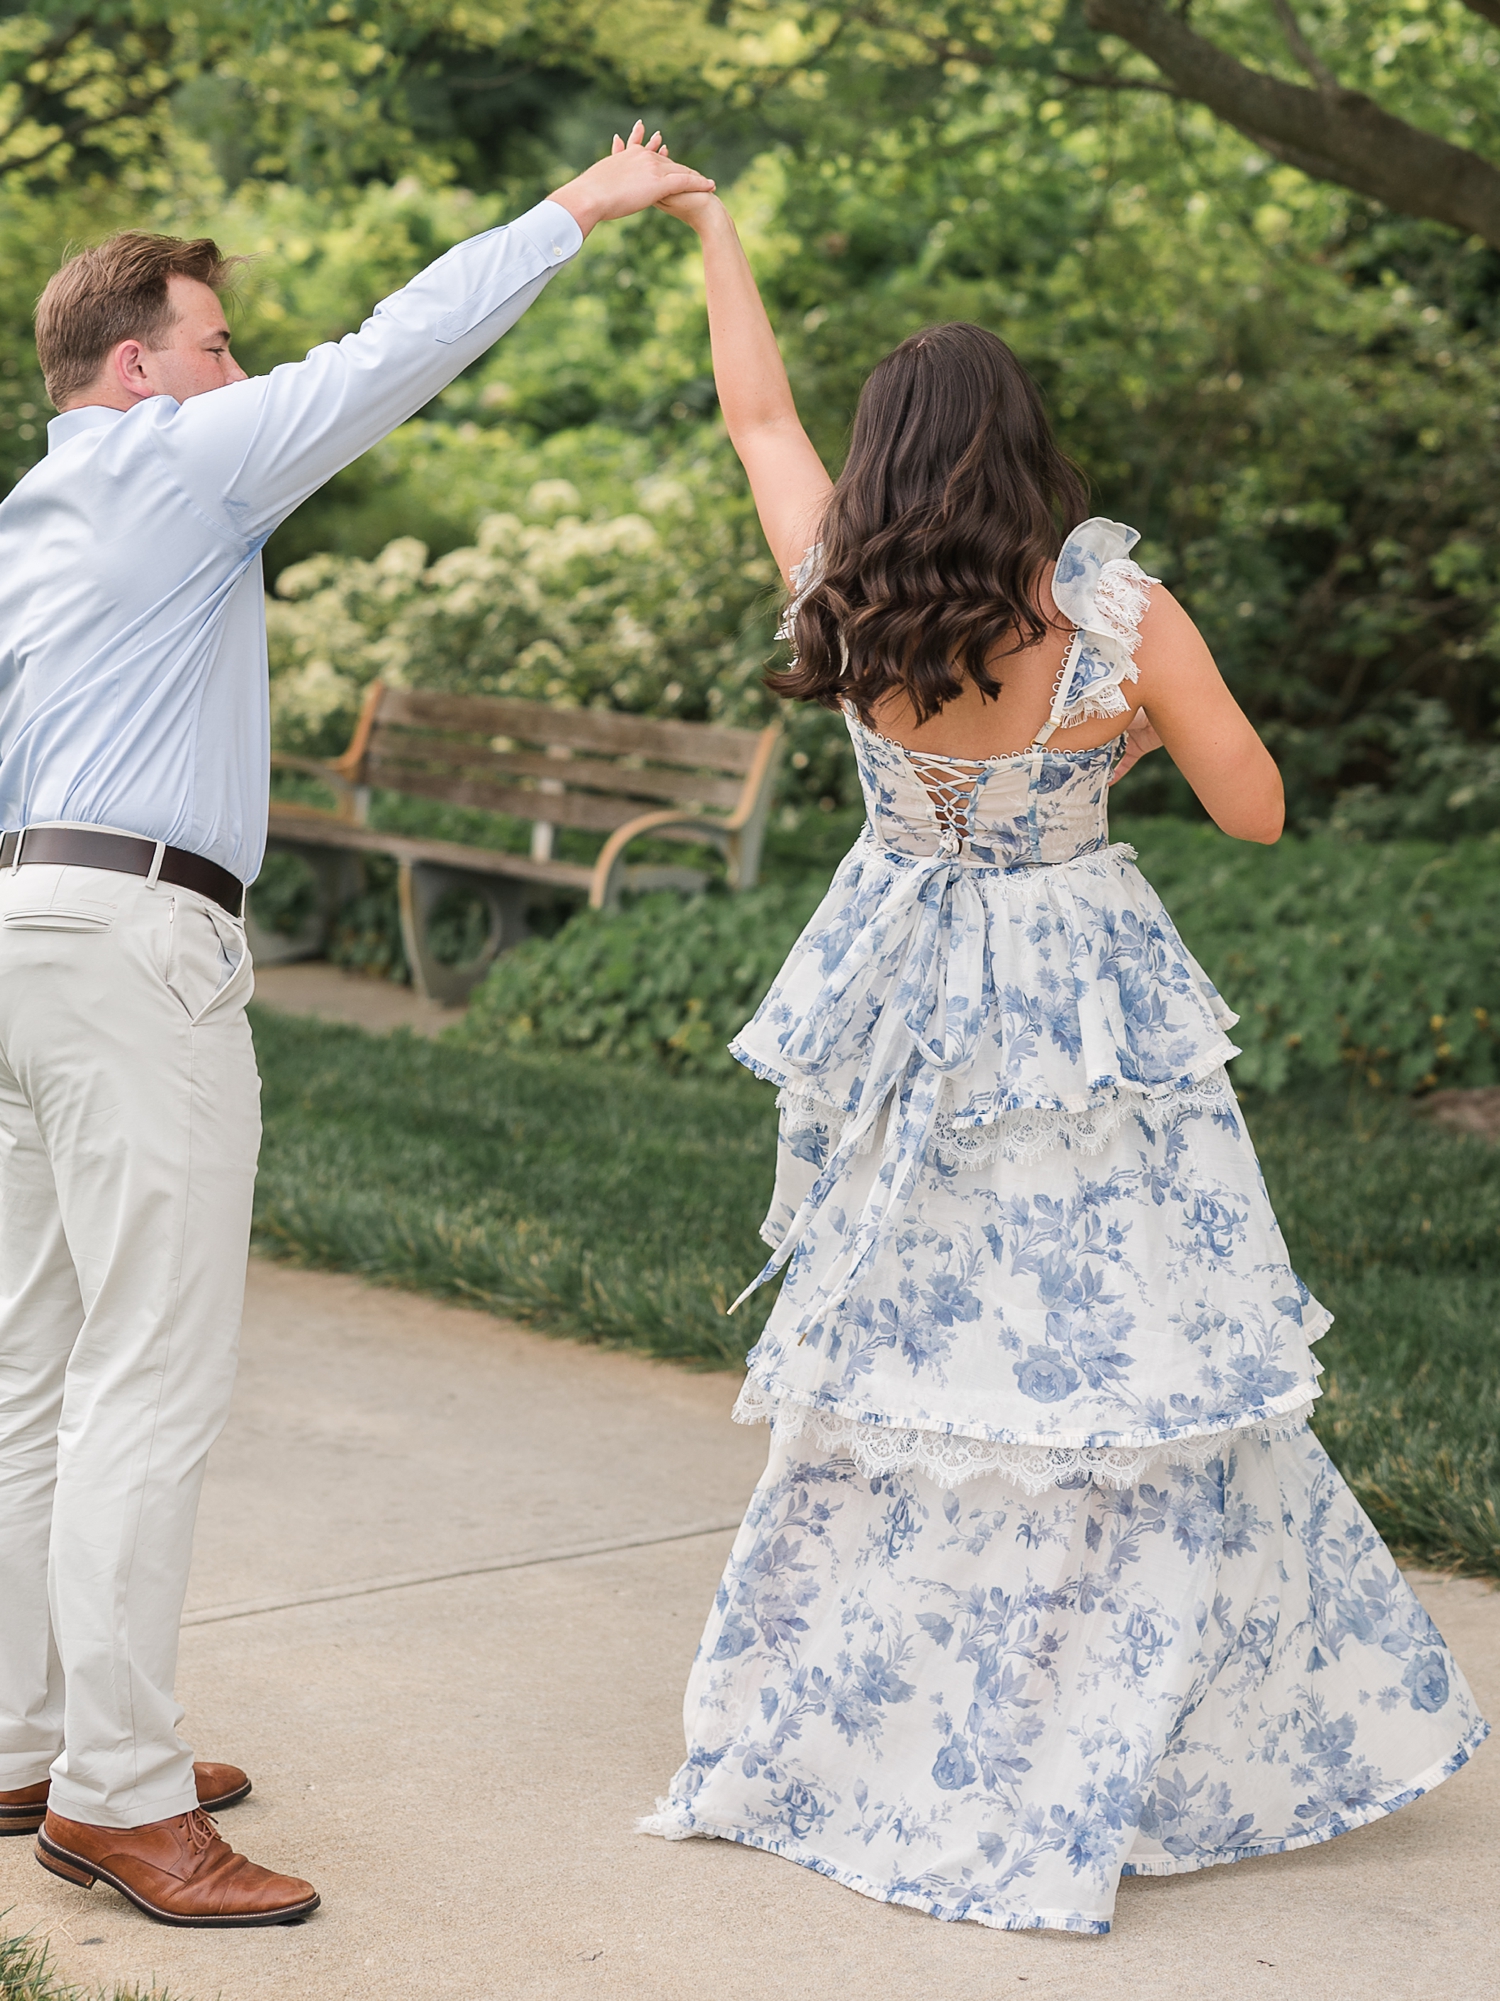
[[0, 858, 259, 1828]]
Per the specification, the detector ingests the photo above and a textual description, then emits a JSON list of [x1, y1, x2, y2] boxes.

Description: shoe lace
[[184, 1809, 220, 1852]]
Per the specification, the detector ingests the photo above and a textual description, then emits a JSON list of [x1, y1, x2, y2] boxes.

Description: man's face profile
[[67, 273, 247, 411]]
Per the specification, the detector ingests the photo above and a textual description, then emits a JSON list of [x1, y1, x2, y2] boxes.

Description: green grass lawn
[[250, 1004, 779, 1365], [251, 1007, 1500, 1579]]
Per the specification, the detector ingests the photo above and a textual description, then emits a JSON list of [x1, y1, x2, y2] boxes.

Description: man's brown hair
[[34, 232, 239, 410]]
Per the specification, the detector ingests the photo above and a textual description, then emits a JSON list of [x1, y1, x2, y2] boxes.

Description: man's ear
[[111, 338, 152, 402]]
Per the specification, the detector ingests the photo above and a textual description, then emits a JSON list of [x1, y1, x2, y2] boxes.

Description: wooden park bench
[[248, 683, 784, 1004]]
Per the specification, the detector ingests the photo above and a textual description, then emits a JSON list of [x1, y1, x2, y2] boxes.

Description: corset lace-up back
[[891, 744, 988, 857], [845, 710, 1117, 869]]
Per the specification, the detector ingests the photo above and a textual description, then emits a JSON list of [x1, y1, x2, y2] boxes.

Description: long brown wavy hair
[[770, 323, 1089, 723]]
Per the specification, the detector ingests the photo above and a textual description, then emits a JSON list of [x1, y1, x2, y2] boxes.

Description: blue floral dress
[[641, 518, 1486, 1934]]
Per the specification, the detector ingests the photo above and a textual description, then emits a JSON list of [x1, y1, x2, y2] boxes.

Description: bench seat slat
[[379, 687, 762, 772], [264, 806, 596, 888]]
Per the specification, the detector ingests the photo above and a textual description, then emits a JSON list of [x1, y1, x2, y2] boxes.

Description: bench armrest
[[269, 753, 362, 823], [588, 723, 784, 911], [589, 809, 731, 911]]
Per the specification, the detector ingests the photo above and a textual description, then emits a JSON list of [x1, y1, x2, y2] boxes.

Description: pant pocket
[[3, 910, 113, 932], [165, 899, 252, 1024], [1, 865, 121, 932]]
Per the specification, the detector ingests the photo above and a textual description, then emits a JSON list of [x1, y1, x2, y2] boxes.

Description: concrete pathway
[[252, 961, 463, 1037], [2, 1261, 1496, 2001]]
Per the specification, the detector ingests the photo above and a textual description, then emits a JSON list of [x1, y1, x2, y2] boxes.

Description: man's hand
[[550, 121, 714, 238], [1109, 707, 1165, 786]]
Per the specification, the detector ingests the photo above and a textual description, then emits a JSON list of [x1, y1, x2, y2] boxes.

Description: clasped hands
[[548, 120, 715, 237]]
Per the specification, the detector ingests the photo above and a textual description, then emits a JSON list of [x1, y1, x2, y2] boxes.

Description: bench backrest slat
[[370, 763, 669, 836], [365, 733, 746, 814], [376, 687, 763, 776]]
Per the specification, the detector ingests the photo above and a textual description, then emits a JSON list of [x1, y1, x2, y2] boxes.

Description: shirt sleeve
[[153, 199, 583, 545]]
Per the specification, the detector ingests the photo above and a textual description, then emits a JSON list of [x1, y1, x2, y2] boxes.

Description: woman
[[639, 156, 1486, 1936]]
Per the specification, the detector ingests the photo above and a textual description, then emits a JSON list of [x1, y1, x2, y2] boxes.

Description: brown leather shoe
[[0, 1761, 251, 1837], [35, 1808, 318, 1927], [0, 1781, 49, 1836]]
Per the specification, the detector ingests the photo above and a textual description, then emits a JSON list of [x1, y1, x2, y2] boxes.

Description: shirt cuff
[[508, 198, 584, 267]]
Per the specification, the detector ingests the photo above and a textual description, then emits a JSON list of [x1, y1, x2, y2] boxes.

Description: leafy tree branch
[[1081, 0, 1500, 246]]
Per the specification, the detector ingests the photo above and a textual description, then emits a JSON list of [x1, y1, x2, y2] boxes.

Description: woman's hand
[[1109, 708, 1164, 787], [655, 187, 726, 229], [549, 121, 714, 238], [614, 128, 724, 230]]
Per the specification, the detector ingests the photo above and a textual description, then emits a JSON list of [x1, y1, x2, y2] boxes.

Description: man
[[0, 126, 711, 1927]]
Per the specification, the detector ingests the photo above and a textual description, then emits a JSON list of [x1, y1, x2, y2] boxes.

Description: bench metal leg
[[397, 861, 532, 1006], [245, 843, 362, 966]]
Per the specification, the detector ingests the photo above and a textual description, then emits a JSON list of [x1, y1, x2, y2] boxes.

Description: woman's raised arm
[[655, 186, 833, 582]]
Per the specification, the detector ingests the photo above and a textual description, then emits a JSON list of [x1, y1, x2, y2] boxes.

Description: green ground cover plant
[[251, 1008, 1500, 1580], [457, 816, 1500, 1096]]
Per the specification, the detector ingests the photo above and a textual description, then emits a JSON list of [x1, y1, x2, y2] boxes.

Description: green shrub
[[1130, 819, 1500, 1094], [456, 819, 1500, 1097], [456, 876, 829, 1074], [1327, 698, 1500, 842]]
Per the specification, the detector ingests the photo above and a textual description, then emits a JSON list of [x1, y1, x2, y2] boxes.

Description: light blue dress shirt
[[0, 198, 582, 885]]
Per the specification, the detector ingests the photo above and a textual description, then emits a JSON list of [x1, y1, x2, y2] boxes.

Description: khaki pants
[[0, 856, 260, 1828]]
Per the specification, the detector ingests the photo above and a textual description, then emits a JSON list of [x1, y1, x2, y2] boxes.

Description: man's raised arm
[[160, 130, 713, 543]]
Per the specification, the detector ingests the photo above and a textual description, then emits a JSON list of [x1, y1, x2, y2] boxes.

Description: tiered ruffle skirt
[[642, 838, 1486, 1931]]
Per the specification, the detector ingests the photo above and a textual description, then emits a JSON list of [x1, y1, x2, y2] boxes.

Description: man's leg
[[0, 1057, 80, 1799], [0, 866, 259, 1827]]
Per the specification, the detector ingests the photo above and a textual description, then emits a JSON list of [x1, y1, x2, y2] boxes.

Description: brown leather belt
[[0, 826, 245, 918]]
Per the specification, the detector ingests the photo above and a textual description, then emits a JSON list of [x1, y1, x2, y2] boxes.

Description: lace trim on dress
[[776, 1070, 1239, 1170], [732, 1376, 1320, 1495], [1093, 558, 1155, 651], [1052, 557, 1158, 732], [1057, 678, 1137, 729]]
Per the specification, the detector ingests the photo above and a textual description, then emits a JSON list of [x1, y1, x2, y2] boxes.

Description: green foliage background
[[7, 3, 1500, 828], [7, 4, 1500, 1586]]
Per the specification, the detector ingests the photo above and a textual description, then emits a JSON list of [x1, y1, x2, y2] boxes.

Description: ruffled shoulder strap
[[1034, 517, 1159, 746]]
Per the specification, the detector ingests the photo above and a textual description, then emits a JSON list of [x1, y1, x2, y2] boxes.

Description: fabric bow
[[730, 849, 989, 1343]]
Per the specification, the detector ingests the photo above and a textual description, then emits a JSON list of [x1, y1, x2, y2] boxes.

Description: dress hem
[[636, 1808, 1112, 1935], [733, 1349, 1332, 1460], [728, 1037, 1243, 1122], [731, 1378, 1323, 1494], [1120, 1716, 1490, 1878], [638, 1717, 1490, 1935]]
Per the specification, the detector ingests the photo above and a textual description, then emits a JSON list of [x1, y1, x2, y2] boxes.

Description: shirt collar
[[47, 405, 126, 452]]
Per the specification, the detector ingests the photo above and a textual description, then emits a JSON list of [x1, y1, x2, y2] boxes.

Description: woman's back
[[817, 516, 1156, 865]]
